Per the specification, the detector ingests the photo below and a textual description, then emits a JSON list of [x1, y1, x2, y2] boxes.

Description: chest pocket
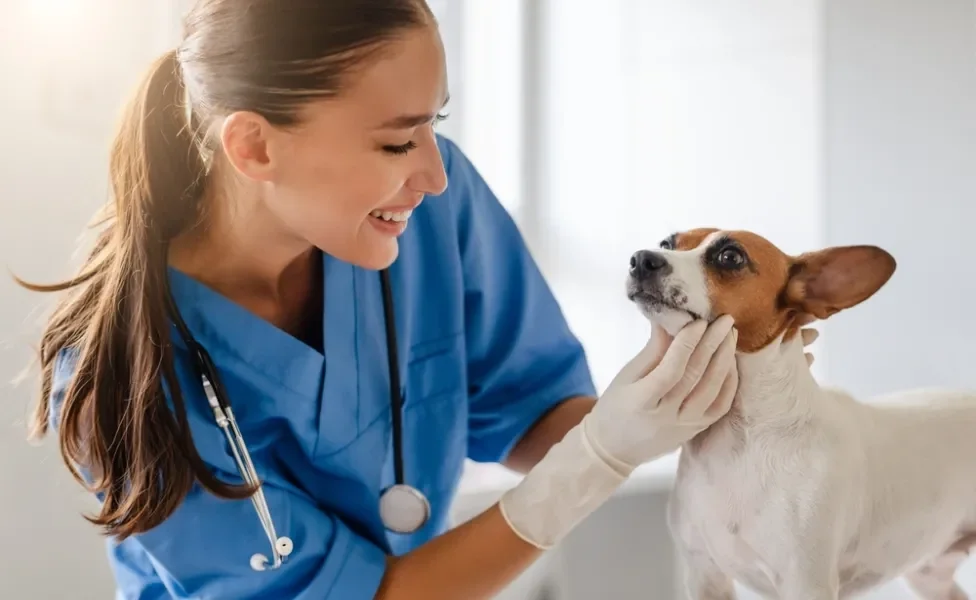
[[404, 333, 466, 406], [397, 332, 469, 541]]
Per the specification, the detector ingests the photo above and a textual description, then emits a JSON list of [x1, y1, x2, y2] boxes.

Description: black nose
[[630, 250, 668, 278]]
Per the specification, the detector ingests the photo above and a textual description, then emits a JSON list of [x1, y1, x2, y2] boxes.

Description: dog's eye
[[659, 239, 673, 250], [716, 247, 746, 268]]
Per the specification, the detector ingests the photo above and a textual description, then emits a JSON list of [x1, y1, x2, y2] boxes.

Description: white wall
[[822, 0, 976, 397], [819, 0, 976, 596]]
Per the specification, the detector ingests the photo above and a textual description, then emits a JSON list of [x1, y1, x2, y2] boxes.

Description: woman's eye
[[382, 141, 417, 155], [382, 114, 449, 156]]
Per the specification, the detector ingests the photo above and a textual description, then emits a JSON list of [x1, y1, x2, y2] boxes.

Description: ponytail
[[18, 49, 254, 540]]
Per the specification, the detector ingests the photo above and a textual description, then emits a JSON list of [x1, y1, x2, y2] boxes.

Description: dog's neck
[[683, 331, 821, 457], [732, 331, 820, 423]]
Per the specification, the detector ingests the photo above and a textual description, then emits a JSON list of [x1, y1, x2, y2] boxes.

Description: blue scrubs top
[[49, 136, 596, 599]]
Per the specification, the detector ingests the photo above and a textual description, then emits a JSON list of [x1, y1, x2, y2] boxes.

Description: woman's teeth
[[370, 209, 412, 223]]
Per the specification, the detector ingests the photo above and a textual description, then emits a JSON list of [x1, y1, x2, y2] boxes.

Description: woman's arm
[[504, 395, 595, 473], [381, 396, 601, 597], [377, 504, 541, 600]]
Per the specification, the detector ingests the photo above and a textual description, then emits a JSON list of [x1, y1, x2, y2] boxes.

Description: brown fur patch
[[704, 231, 797, 352], [666, 229, 895, 353]]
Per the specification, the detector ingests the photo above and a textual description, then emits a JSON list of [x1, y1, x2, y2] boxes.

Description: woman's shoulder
[[432, 134, 491, 206], [422, 134, 507, 224], [50, 346, 80, 395], [402, 136, 513, 262]]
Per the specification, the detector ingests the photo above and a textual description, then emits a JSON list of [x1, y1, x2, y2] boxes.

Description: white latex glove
[[586, 315, 738, 472], [499, 316, 738, 550]]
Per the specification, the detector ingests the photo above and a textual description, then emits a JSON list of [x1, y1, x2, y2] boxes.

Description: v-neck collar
[[165, 256, 341, 399]]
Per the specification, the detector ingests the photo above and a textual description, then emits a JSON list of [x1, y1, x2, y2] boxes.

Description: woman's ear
[[785, 245, 896, 320], [218, 111, 277, 182]]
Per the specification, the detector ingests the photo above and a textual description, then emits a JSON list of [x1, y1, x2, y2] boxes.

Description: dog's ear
[[785, 245, 896, 319]]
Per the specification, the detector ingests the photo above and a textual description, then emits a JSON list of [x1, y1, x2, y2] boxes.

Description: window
[[439, 0, 825, 393], [429, 0, 525, 219]]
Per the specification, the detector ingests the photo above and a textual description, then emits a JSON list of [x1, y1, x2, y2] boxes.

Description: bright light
[[24, 0, 87, 34]]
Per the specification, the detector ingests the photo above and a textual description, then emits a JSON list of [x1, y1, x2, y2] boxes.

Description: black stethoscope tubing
[[378, 268, 405, 486], [165, 269, 406, 488], [164, 267, 420, 570]]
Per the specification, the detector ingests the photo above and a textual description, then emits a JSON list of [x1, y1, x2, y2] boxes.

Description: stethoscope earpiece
[[275, 536, 294, 557], [249, 537, 294, 572], [249, 553, 268, 572]]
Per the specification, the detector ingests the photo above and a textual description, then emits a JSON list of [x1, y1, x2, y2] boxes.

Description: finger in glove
[[678, 327, 738, 418], [657, 315, 735, 413], [703, 359, 738, 420], [635, 319, 709, 402], [614, 323, 672, 385]]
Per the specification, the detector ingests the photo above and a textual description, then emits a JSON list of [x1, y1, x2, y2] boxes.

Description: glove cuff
[[498, 420, 631, 550], [581, 417, 640, 476]]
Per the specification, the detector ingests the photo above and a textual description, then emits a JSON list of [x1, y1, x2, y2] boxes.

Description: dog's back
[[831, 388, 976, 597]]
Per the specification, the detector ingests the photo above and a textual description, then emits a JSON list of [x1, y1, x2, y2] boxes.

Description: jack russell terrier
[[625, 228, 976, 600]]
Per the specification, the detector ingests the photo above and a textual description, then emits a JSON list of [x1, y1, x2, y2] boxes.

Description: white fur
[[660, 321, 976, 599], [632, 232, 720, 334]]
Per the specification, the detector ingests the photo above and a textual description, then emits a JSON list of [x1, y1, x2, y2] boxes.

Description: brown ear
[[785, 245, 896, 319]]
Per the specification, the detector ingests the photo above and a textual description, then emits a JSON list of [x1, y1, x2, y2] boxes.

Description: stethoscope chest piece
[[379, 484, 430, 534]]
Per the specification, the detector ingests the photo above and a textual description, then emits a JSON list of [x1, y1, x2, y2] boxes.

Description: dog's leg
[[683, 565, 737, 600], [903, 551, 968, 600], [773, 534, 840, 600], [776, 557, 840, 600], [903, 534, 976, 600], [677, 547, 737, 600]]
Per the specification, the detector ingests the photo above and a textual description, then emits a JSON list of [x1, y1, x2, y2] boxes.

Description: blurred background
[[1, 0, 974, 598]]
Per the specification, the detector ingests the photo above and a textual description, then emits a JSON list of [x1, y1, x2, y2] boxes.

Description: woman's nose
[[409, 142, 448, 196]]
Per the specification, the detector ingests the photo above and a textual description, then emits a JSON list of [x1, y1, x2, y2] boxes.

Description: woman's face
[[221, 23, 450, 271]]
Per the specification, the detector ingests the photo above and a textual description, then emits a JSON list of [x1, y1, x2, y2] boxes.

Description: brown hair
[[17, 0, 433, 540]]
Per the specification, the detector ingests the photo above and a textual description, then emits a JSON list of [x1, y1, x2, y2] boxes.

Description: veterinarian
[[19, 1, 814, 598]]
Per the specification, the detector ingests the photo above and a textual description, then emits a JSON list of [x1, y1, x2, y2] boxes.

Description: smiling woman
[[14, 1, 746, 599]]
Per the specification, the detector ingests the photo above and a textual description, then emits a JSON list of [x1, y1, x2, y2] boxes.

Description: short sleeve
[[48, 349, 389, 600], [440, 137, 598, 463]]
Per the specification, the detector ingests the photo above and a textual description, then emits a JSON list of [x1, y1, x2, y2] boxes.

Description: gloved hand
[[498, 317, 738, 550], [585, 315, 737, 473]]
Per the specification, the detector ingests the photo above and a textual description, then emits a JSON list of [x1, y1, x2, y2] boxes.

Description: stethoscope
[[165, 268, 430, 572]]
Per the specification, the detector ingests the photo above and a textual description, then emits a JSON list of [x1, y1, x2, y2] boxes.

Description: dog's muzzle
[[626, 250, 699, 319], [627, 250, 672, 300]]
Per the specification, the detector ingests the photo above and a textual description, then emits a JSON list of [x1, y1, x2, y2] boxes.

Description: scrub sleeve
[[440, 137, 597, 464]]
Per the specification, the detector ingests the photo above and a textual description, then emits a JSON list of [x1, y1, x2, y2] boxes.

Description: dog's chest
[[671, 439, 810, 594]]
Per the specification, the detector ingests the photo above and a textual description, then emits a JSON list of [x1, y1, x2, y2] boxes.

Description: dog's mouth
[[626, 286, 702, 321]]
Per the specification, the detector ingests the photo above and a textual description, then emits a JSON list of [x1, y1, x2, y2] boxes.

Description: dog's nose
[[630, 250, 667, 278]]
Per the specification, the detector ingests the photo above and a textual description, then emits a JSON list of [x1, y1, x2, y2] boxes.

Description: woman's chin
[[343, 241, 400, 271]]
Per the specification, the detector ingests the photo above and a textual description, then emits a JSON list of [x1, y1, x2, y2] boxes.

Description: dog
[[625, 228, 976, 600]]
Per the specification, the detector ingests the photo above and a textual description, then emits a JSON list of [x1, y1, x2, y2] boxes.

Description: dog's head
[[625, 228, 896, 352]]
